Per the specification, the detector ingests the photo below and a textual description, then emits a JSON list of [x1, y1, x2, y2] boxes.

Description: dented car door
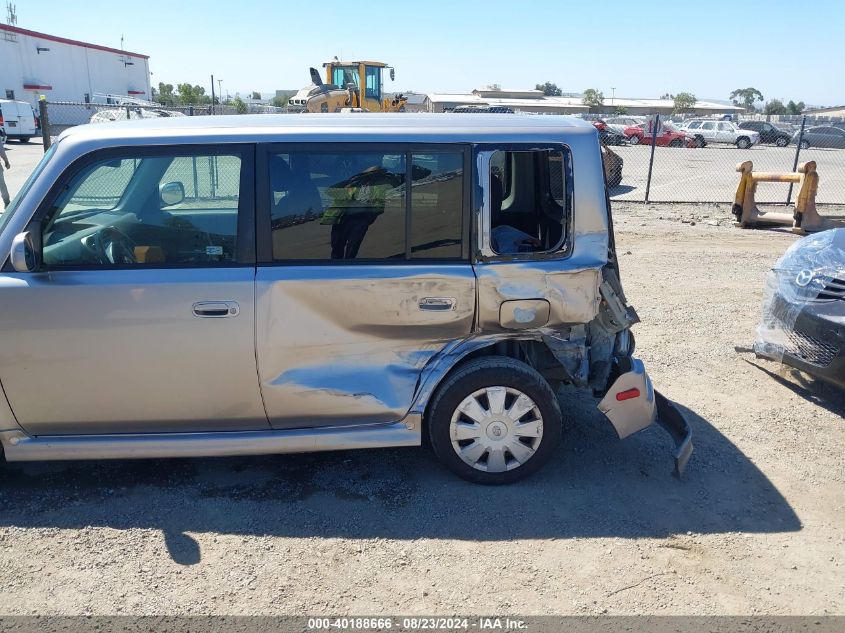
[[255, 144, 476, 428]]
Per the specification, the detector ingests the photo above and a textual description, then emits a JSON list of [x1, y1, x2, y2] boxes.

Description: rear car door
[[254, 144, 475, 429], [0, 144, 268, 435], [0, 101, 21, 138], [699, 121, 717, 142]]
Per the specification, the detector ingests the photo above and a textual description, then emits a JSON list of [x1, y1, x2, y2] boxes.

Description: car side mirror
[[159, 181, 185, 207], [10, 230, 41, 273]]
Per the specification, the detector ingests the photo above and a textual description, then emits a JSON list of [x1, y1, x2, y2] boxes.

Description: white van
[[0, 99, 38, 143]]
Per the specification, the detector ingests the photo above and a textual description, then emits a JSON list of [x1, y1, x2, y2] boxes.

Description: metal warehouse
[[0, 23, 151, 107]]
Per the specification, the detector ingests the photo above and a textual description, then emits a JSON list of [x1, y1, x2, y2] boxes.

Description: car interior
[[489, 150, 569, 254], [41, 155, 241, 267]]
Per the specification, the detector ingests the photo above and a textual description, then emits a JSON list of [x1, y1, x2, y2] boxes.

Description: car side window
[[687, 121, 701, 129], [488, 148, 571, 256], [718, 122, 732, 130], [701, 122, 715, 130], [41, 150, 246, 269], [267, 148, 466, 261]]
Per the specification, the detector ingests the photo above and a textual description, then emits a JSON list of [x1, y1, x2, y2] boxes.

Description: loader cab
[[324, 60, 390, 111]]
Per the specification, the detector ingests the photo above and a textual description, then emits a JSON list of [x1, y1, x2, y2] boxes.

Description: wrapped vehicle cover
[[755, 229, 845, 363]]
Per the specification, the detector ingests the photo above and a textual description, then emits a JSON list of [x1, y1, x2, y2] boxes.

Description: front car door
[[699, 121, 717, 142], [0, 144, 267, 435], [254, 143, 475, 428]]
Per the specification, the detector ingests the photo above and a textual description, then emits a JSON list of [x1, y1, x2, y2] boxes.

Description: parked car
[[739, 121, 792, 147], [624, 122, 696, 147], [679, 119, 759, 148], [0, 114, 692, 484], [755, 228, 845, 389], [793, 126, 845, 149], [604, 116, 644, 135], [0, 99, 38, 143], [593, 121, 627, 146]]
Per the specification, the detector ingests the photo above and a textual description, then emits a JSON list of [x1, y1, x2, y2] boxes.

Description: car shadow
[[609, 184, 636, 195], [744, 358, 845, 418], [0, 391, 800, 565]]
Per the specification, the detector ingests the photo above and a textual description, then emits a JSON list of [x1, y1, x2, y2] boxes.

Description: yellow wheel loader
[[287, 60, 407, 113]]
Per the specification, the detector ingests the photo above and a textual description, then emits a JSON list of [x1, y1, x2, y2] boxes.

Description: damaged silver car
[[0, 114, 691, 484]]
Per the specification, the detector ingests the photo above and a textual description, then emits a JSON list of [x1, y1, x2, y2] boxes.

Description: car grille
[[784, 329, 840, 368], [817, 277, 845, 301]]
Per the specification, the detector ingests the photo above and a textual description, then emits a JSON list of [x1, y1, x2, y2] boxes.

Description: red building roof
[[0, 24, 149, 59]]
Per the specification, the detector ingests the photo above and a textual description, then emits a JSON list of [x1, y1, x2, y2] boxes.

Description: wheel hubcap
[[450, 386, 544, 473]]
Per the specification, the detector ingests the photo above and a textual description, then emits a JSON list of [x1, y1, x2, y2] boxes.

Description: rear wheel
[[736, 137, 751, 149], [428, 357, 562, 485], [775, 137, 789, 147], [799, 139, 810, 150], [19, 137, 30, 143], [693, 135, 706, 148], [628, 135, 640, 145]]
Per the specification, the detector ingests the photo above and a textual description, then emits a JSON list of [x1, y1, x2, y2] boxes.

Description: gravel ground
[[0, 201, 843, 616]]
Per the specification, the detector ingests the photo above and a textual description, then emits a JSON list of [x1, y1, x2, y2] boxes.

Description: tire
[[775, 137, 789, 147], [736, 137, 751, 150], [669, 139, 683, 148], [427, 356, 562, 485], [19, 137, 31, 143], [608, 169, 623, 188], [799, 140, 810, 150], [693, 135, 706, 148], [628, 135, 640, 145]]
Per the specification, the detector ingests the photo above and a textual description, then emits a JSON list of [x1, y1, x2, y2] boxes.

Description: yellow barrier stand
[[732, 160, 825, 234]]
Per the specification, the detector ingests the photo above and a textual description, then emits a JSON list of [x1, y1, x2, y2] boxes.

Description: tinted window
[[42, 150, 245, 268], [687, 121, 701, 129], [410, 153, 463, 258], [701, 122, 715, 130]]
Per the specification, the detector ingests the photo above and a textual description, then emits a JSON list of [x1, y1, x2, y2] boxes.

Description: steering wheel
[[89, 226, 136, 265]]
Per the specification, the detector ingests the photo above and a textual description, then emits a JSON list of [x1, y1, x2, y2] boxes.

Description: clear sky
[[13, 0, 845, 105]]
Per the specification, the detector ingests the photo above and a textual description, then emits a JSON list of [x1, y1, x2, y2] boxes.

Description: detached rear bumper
[[597, 358, 693, 476]]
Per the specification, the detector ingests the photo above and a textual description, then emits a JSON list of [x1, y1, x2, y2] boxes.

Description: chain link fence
[[37, 101, 845, 206]]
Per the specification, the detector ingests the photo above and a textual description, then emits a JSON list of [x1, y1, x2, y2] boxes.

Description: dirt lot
[[0, 201, 843, 616]]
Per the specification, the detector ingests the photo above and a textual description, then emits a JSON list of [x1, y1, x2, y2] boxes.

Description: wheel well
[[422, 339, 561, 426]]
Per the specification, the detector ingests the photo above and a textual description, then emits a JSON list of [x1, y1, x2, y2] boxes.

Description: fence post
[[644, 113, 660, 203], [786, 115, 807, 205], [189, 105, 194, 116], [38, 97, 51, 151]]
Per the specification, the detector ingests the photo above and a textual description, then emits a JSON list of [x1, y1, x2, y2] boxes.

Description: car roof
[[58, 113, 598, 145]]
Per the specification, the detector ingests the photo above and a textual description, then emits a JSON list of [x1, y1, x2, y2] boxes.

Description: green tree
[[730, 87, 764, 111], [232, 96, 248, 114], [764, 99, 788, 115], [155, 82, 176, 106], [614, 106, 628, 115], [787, 100, 806, 115], [535, 82, 562, 96], [582, 88, 604, 112], [250, 91, 261, 100], [271, 95, 289, 108], [673, 92, 697, 114], [176, 83, 208, 105], [660, 93, 674, 100]]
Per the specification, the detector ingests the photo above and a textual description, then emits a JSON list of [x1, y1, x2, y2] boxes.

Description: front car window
[[41, 149, 246, 268], [687, 121, 701, 129], [488, 148, 571, 256], [718, 122, 732, 130], [332, 66, 359, 89]]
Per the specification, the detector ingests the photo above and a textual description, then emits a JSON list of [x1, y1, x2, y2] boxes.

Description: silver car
[[0, 114, 692, 484]]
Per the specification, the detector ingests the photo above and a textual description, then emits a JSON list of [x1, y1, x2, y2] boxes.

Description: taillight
[[616, 388, 641, 401]]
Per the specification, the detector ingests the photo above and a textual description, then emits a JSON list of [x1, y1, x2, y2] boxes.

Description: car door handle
[[419, 297, 456, 311], [192, 301, 239, 318]]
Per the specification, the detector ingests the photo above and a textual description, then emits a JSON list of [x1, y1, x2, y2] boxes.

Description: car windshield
[[0, 143, 56, 236]]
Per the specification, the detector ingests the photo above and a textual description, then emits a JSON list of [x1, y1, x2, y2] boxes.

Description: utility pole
[[611, 87, 616, 106], [210, 74, 216, 114], [217, 79, 223, 107]]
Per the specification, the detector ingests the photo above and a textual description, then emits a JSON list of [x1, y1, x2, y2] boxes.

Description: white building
[[0, 23, 151, 106]]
